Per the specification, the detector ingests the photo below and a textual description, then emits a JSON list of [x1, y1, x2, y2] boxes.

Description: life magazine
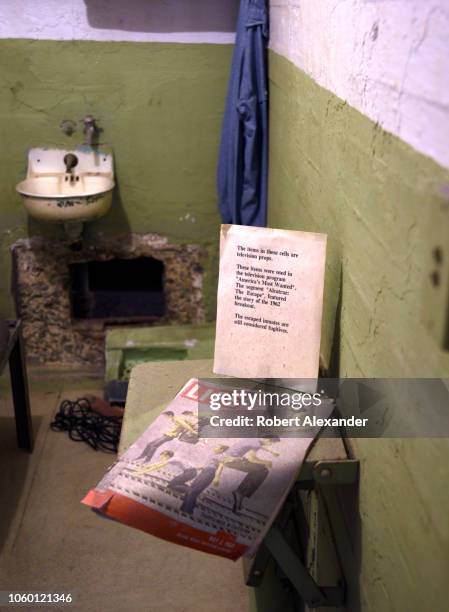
[[82, 378, 325, 561]]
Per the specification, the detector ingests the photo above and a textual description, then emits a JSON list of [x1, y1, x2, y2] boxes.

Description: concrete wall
[[0, 0, 238, 43], [268, 1, 449, 610], [270, 0, 449, 169], [268, 0, 449, 371], [0, 0, 239, 319]]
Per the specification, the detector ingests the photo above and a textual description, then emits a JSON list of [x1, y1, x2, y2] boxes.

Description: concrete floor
[[0, 378, 249, 612]]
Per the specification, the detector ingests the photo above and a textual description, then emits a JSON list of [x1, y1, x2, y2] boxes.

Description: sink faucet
[[64, 153, 78, 174], [63, 153, 78, 183], [82, 115, 99, 146]]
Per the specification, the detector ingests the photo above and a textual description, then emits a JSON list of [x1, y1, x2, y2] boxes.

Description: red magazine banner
[[82, 488, 247, 560]]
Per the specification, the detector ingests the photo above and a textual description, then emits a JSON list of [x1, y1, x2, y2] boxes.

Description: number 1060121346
[[3, 592, 73, 606]]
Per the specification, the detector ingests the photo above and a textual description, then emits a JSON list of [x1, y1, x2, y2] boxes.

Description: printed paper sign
[[213, 225, 327, 378]]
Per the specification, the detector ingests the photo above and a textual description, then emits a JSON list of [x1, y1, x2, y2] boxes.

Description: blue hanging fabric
[[217, 0, 269, 227]]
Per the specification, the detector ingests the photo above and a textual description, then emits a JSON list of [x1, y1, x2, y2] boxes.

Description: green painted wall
[[269, 52, 449, 379], [0, 39, 232, 319], [268, 52, 449, 611]]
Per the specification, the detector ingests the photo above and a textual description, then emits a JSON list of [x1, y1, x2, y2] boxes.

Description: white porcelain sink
[[16, 147, 115, 223]]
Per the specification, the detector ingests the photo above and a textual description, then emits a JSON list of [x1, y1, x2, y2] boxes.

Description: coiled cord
[[50, 397, 122, 453]]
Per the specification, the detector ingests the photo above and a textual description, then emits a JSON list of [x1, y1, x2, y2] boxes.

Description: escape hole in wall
[[69, 257, 165, 322]]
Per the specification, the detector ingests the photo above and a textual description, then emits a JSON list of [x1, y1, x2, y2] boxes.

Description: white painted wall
[[0, 0, 238, 44], [269, 0, 449, 170]]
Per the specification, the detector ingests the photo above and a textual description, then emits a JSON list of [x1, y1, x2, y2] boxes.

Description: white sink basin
[[16, 147, 115, 223]]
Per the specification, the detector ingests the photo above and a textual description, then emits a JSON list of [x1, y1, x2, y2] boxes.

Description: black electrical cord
[[50, 397, 122, 453]]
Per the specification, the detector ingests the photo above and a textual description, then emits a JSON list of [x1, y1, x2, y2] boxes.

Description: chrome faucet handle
[[80, 115, 100, 127], [79, 116, 103, 145]]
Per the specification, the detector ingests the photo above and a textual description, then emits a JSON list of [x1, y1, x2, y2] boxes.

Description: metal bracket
[[264, 527, 345, 608], [244, 458, 359, 608], [296, 459, 359, 488], [311, 459, 359, 486]]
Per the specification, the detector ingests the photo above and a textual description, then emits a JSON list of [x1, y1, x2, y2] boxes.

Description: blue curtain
[[217, 0, 268, 227]]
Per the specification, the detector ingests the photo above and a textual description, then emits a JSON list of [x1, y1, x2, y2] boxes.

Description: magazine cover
[[82, 378, 324, 561]]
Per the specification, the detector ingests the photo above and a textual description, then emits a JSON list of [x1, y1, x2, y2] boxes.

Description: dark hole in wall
[[69, 257, 165, 321]]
